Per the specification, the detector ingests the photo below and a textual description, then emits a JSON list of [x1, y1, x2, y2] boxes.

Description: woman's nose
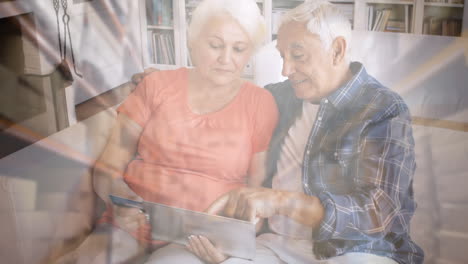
[[217, 48, 231, 64]]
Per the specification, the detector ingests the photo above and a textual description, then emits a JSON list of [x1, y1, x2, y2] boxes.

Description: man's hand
[[131, 68, 158, 85], [186, 235, 228, 264], [207, 187, 285, 223], [208, 187, 325, 228]]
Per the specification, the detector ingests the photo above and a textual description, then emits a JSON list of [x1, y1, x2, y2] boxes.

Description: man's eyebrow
[[275, 41, 303, 50], [208, 35, 223, 41], [291, 42, 304, 49]]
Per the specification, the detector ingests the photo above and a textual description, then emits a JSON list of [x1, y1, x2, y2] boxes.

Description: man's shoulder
[[264, 80, 300, 107], [356, 79, 410, 122], [264, 80, 290, 95]]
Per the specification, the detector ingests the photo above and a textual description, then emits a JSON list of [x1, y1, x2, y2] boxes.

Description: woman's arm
[[247, 151, 268, 188], [246, 151, 268, 232], [93, 113, 143, 205], [189, 152, 269, 263]]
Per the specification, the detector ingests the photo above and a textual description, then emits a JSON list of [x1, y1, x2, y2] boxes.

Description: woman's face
[[190, 15, 253, 87]]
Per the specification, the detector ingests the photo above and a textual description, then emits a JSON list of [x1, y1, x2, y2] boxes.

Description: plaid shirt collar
[[326, 62, 366, 111]]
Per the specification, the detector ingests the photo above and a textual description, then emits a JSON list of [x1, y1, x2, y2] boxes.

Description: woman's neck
[[187, 68, 244, 115], [188, 68, 242, 96]]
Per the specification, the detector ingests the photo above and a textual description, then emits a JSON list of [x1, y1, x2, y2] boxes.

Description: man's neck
[[307, 62, 353, 105], [335, 62, 353, 91]]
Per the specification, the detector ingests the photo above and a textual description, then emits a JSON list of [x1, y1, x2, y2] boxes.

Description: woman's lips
[[213, 68, 234, 73]]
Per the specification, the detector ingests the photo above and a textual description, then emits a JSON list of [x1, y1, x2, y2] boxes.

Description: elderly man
[[201, 1, 424, 264], [133, 1, 423, 263]]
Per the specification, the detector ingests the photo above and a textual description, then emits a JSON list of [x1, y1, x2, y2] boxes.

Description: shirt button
[[304, 183, 309, 188], [306, 150, 310, 155], [324, 99, 329, 104], [318, 116, 322, 121], [334, 152, 338, 156]]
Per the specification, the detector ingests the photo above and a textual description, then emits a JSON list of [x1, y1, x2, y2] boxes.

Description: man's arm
[[92, 114, 151, 242], [313, 103, 416, 241], [207, 187, 325, 229], [209, 100, 415, 241], [93, 114, 143, 204]]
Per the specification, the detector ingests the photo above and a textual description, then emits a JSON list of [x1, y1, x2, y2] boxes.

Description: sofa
[[1, 32, 468, 264], [0, 103, 118, 263]]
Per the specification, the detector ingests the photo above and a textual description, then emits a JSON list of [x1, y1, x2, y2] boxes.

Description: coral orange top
[[102, 68, 278, 242]]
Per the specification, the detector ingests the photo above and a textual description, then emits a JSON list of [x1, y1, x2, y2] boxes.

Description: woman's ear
[[332, 37, 347, 65]]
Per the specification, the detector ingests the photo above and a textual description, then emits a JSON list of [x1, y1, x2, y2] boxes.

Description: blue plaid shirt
[[265, 62, 424, 264]]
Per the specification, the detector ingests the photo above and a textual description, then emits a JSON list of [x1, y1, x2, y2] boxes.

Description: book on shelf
[[371, 8, 382, 31], [404, 4, 409, 33], [151, 33, 160, 64], [146, 0, 173, 27], [424, 17, 462, 36], [371, 9, 391, 31], [158, 34, 167, 64], [425, 0, 464, 3], [385, 20, 406, 32], [151, 31, 175, 64], [367, 5, 374, 30], [423, 16, 442, 35], [368, 6, 412, 33]]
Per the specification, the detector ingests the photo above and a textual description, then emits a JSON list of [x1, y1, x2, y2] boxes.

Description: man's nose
[[281, 58, 294, 77]]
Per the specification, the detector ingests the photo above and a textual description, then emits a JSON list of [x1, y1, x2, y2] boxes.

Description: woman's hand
[[186, 235, 228, 264], [113, 205, 151, 245]]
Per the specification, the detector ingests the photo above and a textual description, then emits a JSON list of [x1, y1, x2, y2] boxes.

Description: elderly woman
[[58, 0, 278, 263]]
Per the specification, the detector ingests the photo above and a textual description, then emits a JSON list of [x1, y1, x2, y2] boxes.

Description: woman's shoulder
[[144, 67, 188, 84], [238, 81, 278, 115], [242, 81, 275, 101], [140, 68, 188, 99]]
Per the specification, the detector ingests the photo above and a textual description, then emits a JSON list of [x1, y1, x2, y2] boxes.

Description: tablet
[[109, 195, 256, 259]]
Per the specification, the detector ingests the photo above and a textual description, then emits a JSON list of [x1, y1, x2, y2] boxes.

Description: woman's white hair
[[280, 0, 351, 53], [188, 0, 266, 51]]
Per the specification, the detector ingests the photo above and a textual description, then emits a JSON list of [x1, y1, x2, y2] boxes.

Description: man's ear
[[331, 37, 347, 65]]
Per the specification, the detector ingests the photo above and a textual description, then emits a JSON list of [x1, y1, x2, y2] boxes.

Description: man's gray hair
[[280, 0, 352, 53], [188, 0, 266, 51]]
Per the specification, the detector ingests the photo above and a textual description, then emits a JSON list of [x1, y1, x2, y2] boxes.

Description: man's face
[[277, 21, 336, 103]]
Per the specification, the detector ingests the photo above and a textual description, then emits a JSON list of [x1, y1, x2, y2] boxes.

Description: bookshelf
[[355, 0, 465, 35], [138, 0, 466, 73], [421, 0, 464, 35], [271, 0, 465, 36]]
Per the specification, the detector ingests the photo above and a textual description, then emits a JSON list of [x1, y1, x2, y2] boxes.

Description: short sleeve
[[251, 90, 279, 153], [117, 75, 156, 127]]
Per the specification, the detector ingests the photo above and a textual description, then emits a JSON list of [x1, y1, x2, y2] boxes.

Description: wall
[[351, 30, 468, 123], [0, 0, 144, 122], [0, 0, 144, 158]]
